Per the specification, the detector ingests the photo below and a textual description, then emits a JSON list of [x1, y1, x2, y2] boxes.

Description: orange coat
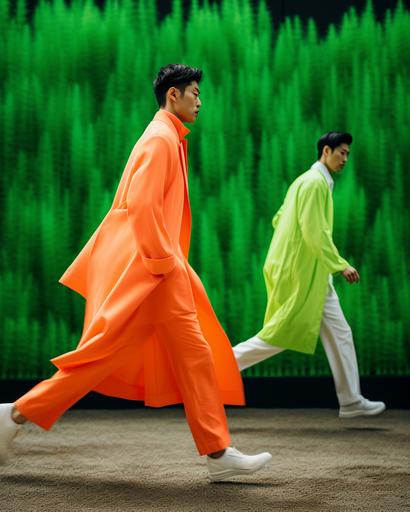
[[52, 109, 245, 407]]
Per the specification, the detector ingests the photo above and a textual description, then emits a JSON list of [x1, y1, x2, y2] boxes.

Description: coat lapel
[[152, 110, 192, 257], [178, 138, 192, 257]]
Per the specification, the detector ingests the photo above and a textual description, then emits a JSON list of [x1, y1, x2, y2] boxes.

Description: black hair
[[153, 64, 203, 107], [317, 132, 353, 159]]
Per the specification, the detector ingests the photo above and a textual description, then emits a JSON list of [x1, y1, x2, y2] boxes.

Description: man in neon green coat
[[234, 132, 386, 418]]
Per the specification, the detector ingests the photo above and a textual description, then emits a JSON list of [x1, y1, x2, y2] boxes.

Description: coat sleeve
[[272, 204, 284, 229], [126, 135, 177, 275], [297, 180, 349, 274]]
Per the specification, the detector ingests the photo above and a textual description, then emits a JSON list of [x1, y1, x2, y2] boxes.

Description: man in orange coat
[[0, 64, 271, 481]]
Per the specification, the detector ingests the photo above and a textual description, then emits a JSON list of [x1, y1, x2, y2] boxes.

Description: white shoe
[[0, 403, 20, 463], [207, 447, 272, 482], [339, 397, 386, 418]]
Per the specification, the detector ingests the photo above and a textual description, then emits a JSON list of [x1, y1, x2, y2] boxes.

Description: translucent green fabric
[[258, 168, 349, 354]]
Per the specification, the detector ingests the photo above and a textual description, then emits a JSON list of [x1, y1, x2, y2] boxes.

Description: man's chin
[[182, 115, 196, 124]]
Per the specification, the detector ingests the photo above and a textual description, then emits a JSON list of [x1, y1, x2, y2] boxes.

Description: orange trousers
[[15, 310, 231, 456]]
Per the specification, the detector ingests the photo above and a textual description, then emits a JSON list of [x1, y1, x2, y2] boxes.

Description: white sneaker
[[339, 397, 386, 418], [0, 403, 20, 463], [207, 447, 272, 482]]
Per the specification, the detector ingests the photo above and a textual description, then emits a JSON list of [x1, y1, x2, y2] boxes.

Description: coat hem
[[93, 377, 245, 407], [256, 331, 317, 355]]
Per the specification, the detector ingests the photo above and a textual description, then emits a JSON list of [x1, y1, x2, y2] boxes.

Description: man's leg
[[319, 283, 361, 406], [155, 312, 231, 456], [320, 283, 385, 416], [3, 305, 272, 478], [155, 312, 272, 480], [0, 328, 150, 462], [13, 324, 152, 430], [233, 335, 285, 371]]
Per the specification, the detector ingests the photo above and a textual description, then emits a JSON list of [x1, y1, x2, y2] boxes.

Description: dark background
[[3, 377, 409, 408], [13, 0, 410, 35]]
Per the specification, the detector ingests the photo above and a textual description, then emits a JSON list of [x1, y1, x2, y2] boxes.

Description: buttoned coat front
[[258, 168, 350, 354], [52, 109, 244, 407]]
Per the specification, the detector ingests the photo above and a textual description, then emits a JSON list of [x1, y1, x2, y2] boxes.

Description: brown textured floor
[[0, 408, 409, 512]]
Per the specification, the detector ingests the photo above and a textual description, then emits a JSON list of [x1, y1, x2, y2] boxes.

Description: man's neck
[[319, 159, 332, 174], [313, 161, 334, 192], [162, 106, 183, 123]]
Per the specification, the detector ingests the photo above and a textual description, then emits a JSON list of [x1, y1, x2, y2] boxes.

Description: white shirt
[[311, 161, 334, 193]]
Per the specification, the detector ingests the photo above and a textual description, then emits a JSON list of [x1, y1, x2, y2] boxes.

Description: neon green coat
[[258, 167, 349, 354]]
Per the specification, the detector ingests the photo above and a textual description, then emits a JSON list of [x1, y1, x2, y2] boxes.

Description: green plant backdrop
[[1, 0, 409, 379]]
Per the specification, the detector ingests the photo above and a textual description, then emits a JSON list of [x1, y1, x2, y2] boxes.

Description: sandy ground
[[0, 408, 409, 512]]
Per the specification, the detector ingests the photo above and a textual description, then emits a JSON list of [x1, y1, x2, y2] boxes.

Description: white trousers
[[233, 278, 362, 406]]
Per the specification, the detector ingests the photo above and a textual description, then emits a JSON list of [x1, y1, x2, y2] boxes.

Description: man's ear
[[167, 86, 178, 103], [323, 145, 332, 157]]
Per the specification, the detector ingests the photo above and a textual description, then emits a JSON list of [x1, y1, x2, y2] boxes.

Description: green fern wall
[[1, 0, 409, 379]]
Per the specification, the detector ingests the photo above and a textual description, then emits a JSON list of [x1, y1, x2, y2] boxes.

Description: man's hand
[[342, 266, 360, 284]]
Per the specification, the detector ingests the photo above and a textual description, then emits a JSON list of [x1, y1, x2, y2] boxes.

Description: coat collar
[[154, 109, 190, 142], [311, 161, 334, 192]]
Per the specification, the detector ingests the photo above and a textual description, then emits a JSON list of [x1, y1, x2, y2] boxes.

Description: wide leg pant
[[15, 311, 231, 456], [233, 279, 362, 406]]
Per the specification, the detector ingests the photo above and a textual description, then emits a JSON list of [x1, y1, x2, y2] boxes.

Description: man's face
[[323, 143, 350, 173], [168, 81, 201, 123]]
